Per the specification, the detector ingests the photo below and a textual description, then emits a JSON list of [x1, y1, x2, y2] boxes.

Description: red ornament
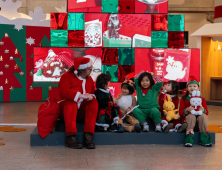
[[206, 131, 209, 134], [189, 131, 192, 134], [20, 57, 23, 62]]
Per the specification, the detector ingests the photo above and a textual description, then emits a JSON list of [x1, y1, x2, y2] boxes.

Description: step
[[30, 122, 215, 146]]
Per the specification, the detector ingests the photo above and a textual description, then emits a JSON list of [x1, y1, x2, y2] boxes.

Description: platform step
[[30, 126, 215, 146]]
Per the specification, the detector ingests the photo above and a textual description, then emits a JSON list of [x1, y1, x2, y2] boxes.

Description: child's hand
[[199, 106, 204, 112], [186, 106, 194, 112], [123, 75, 129, 83], [108, 101, 114, 106], [112, 96, 116, 103], [125, 107, 131, 114], [149, 72, 154, 76], [115, 94, 122, 102]]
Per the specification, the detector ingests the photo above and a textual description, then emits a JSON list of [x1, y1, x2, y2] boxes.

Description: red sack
[[37, 97, 64, 139]]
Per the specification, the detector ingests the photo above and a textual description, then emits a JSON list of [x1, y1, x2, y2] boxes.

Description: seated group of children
[[94, 71, 212, 147]]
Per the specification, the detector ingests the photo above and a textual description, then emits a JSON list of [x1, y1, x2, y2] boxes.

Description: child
[[159, 80, 187, 133], [94, 73, 124, 132], [179, 76, 212, 147], [133, 71, 163, 132], [116, 80, 141, 132]]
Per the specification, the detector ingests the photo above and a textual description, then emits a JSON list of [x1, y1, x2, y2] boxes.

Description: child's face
[[141, 76, 150, 89], [121, 86, 129, 96], [104, 81, 110, 90], [187, 83, 199, 95], [165, 83, 172, 93]]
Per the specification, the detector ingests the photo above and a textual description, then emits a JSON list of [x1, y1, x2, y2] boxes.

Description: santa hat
[[187, 75, 199, 86], [73, 57, 92, 74]]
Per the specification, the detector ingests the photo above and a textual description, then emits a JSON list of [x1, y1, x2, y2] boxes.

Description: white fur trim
[[175, 123, 182, 130], [74, 76, 86, 108], [91, 94, 96, 98], [82, 79, 86, 94], [74, 92, 81, 102], [78, 59, 92, 70], [98, 88, 110, 93], [161, 120, 168, 125], [161, 120, 168, 129], [113, 117, 119, 124], [74, 70, 78, 74]]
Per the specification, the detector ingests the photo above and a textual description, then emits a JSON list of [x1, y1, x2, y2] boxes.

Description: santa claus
[[58, 57, 98, 149]]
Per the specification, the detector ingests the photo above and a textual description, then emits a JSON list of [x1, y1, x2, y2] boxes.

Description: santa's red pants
[[60, 98, 98, 134]]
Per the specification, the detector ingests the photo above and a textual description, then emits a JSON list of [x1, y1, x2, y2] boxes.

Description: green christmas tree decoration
[[0, 24, 26, 102], [36, 68, 43, 76]]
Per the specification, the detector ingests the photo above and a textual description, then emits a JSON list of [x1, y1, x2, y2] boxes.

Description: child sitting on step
[[179, 76, 212, 147], [132, 71, 163, 132], [94, 73, 124, 132], [159, 80, 187, 133], [115, 78, 141, 132]]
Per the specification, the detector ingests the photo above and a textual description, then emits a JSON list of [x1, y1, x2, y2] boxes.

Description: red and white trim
[[78, 59, 92, 70], [214, 0, 222, 23], [74, 92, 81, 102]]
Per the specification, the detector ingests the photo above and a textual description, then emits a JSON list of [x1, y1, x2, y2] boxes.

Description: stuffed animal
[[190, 90, 203, 115], [163, 94, 179, 121]]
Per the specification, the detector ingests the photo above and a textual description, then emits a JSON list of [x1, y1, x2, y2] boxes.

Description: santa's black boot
[[83, 133, 96, 149]]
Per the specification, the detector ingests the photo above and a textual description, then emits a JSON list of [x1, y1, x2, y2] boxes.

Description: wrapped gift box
[[103, 30, 131, 47]]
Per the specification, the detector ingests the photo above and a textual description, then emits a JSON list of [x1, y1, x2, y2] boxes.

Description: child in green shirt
[[133, 71, 163, 132]]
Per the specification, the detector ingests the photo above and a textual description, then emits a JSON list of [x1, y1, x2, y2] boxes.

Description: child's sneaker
[[163, 123, 173, 133], [142, 122, 149, 132], [117, 124, 125, 133], [134, 123, 141, 132], [95, 123, 109, 131], [155, 125, 162, 132], [109, 124, 118, 132]]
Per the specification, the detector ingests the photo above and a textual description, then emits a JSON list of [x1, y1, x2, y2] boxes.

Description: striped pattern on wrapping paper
[[152, 74, 163, 83], [56, 54, 74, 67]]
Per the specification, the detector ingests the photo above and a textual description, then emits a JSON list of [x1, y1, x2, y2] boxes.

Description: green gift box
[[132, 34, 151, 48], [151, 31, 168, 48], [103, 30, 131, 47], [68, 13, 85, 30], [102, 65, 118, 82], [51, 30, 68, 47], [102, 0, 118, 13], [168, 15, 184, 31]]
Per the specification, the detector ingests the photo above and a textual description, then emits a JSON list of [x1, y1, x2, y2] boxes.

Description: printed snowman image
[[164, 56, 187, 80]]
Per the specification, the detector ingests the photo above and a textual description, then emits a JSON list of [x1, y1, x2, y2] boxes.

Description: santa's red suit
[[58, 58, 98, 134]]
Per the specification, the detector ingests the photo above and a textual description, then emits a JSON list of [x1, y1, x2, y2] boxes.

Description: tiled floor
[[0, 102, 222, 170], [0, 102, 221, 125]]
